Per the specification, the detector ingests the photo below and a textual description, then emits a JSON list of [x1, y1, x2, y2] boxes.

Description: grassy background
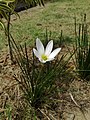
[[0, 0, 90, 49]]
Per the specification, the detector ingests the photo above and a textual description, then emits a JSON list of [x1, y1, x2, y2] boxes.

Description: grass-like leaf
[[75, 14, 90, 80]]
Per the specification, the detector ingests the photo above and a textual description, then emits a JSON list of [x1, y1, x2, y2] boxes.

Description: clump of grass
[[74, 14, 90, 80], [8, 30, 74, 119], [0, 104, 12, 120]]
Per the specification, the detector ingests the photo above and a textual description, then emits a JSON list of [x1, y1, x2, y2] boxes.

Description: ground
[[0, 47, 90, 120]]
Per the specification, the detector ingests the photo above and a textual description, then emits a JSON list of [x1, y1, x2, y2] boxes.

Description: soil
[[0, 47, 90, 120]]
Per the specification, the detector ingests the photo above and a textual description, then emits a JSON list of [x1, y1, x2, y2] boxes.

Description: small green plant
[[0, 1, 13, 28], [74, 14, 90, 80], [0, 105, 12, 120], [12, 38, 61, 108], [10, 31, 73, 112]]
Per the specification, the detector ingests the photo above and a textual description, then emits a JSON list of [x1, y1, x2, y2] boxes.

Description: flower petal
[[45, 40, 53, 56], [46, 57, 54, 62], [39, 58, 46, 63], [49, 48, 61, 58], [36, 38, 44, 55], [33, 48, 40, 59]]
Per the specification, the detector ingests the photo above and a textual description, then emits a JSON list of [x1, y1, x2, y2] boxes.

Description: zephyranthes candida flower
[[33, 38, 61, 63]]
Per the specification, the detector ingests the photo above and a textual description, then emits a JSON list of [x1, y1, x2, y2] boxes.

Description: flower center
[[41, 54, 48, 61]]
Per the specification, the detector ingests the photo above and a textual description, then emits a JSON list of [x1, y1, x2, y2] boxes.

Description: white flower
[[33, 38, 61, 63]]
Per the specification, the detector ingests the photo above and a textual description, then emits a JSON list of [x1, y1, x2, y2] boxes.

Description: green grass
[[0, 0, 90, 49]]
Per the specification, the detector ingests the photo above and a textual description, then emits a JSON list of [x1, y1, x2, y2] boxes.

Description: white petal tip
[[36, 38, 39, 40], [59, 48, 61, 52], [49, 47, 61, 59]]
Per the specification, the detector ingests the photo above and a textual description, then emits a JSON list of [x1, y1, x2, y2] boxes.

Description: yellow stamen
[[41, 54, 48, 61]]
